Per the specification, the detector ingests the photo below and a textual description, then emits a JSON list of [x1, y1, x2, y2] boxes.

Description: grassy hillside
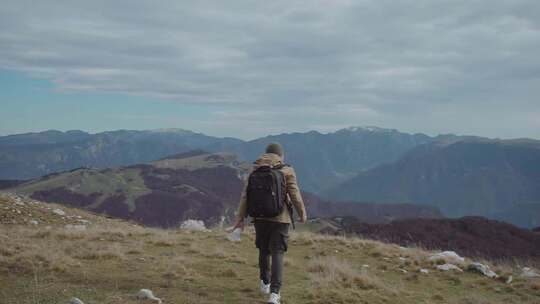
[[1, 193, 540, 304], [9, 152, 248, 227], [15, 167, 150, 211]]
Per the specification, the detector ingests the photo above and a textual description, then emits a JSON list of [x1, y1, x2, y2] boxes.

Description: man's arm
[[286, 167, 307, 223], [232, 174, 249, 230], [237, 183, 248, 219]]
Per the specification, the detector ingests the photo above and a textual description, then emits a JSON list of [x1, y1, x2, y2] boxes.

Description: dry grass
[[308, 256, 387, 291], [1, 194, 540, 304]]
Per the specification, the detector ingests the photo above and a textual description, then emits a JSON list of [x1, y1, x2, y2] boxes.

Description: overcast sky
[[1, 0, 539, 139]]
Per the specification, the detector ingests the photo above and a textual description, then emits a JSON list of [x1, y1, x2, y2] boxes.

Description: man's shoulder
[[278, 164, 296, 175]]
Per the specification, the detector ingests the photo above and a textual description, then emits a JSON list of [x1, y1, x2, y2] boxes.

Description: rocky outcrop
[[180, 219, 207, 231], [520, 267, 540, 278], [428, 251, 465, 265], [436, 264, 463, 272], [468, 262, 498, 278]]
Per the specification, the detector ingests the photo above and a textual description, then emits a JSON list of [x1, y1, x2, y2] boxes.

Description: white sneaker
[[260, 280, 270, 294], [267, 292, 280, 304]]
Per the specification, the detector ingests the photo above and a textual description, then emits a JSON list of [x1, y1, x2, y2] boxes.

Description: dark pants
[[254, 221, 290, 294]]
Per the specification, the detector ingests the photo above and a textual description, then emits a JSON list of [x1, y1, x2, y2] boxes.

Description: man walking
[[232, 142, 307, 304]]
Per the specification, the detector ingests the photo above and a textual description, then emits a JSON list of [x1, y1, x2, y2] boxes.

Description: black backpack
[[246, 164, 288, 218]]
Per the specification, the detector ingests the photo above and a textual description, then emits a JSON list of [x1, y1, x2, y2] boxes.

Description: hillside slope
[[303, 192, 442, 223], [320, 216, 540, 259], [11, 151, 248, 227], [325, 140, 540, 228], [1, 193, 540, 304]]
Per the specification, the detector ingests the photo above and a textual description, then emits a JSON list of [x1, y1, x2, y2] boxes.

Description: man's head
[[265, 142, 284, 158]]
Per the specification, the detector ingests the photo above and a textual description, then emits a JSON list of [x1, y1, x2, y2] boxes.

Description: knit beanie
[[265, 142, 284, 158]]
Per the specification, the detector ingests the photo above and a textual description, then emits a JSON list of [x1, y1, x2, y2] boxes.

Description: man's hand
[[228, 218, 244, 232], [298, 214, 307, 224]]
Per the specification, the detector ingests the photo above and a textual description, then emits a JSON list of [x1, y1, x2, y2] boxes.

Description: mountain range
[[0, 127, 436, 193], [2, 126, 540, 228], [0, 129, 241, 181], [324, 139, 540, 228]]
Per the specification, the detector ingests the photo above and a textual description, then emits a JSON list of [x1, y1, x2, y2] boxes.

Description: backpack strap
[[272, 163, 289, 169], [288, 202, 295, 230]]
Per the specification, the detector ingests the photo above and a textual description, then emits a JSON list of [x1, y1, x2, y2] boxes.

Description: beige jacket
[[237, 153, 306, 224]]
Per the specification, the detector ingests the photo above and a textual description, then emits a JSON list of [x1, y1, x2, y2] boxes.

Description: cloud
[[1, 0, 539, 138]]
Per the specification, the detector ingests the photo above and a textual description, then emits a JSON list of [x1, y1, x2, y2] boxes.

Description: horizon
[[1, 124, 539, 142]]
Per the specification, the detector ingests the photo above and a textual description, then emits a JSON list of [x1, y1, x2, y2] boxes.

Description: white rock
[[436, 263, 463, 272], [429, 251, 465, 264], [506, 275, 513, 284], [521, 267, 540, 278], [69, 297, 84, 304], [29, 220, 39, 225], [180, 219, 207, 231], [52, 208, 66, 216], [137, 289, 162, 304], [362, 264, 370, 268], [64, 224, 87, 231], [420, 268, 429, 274], [468, 262, 498, 278]]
